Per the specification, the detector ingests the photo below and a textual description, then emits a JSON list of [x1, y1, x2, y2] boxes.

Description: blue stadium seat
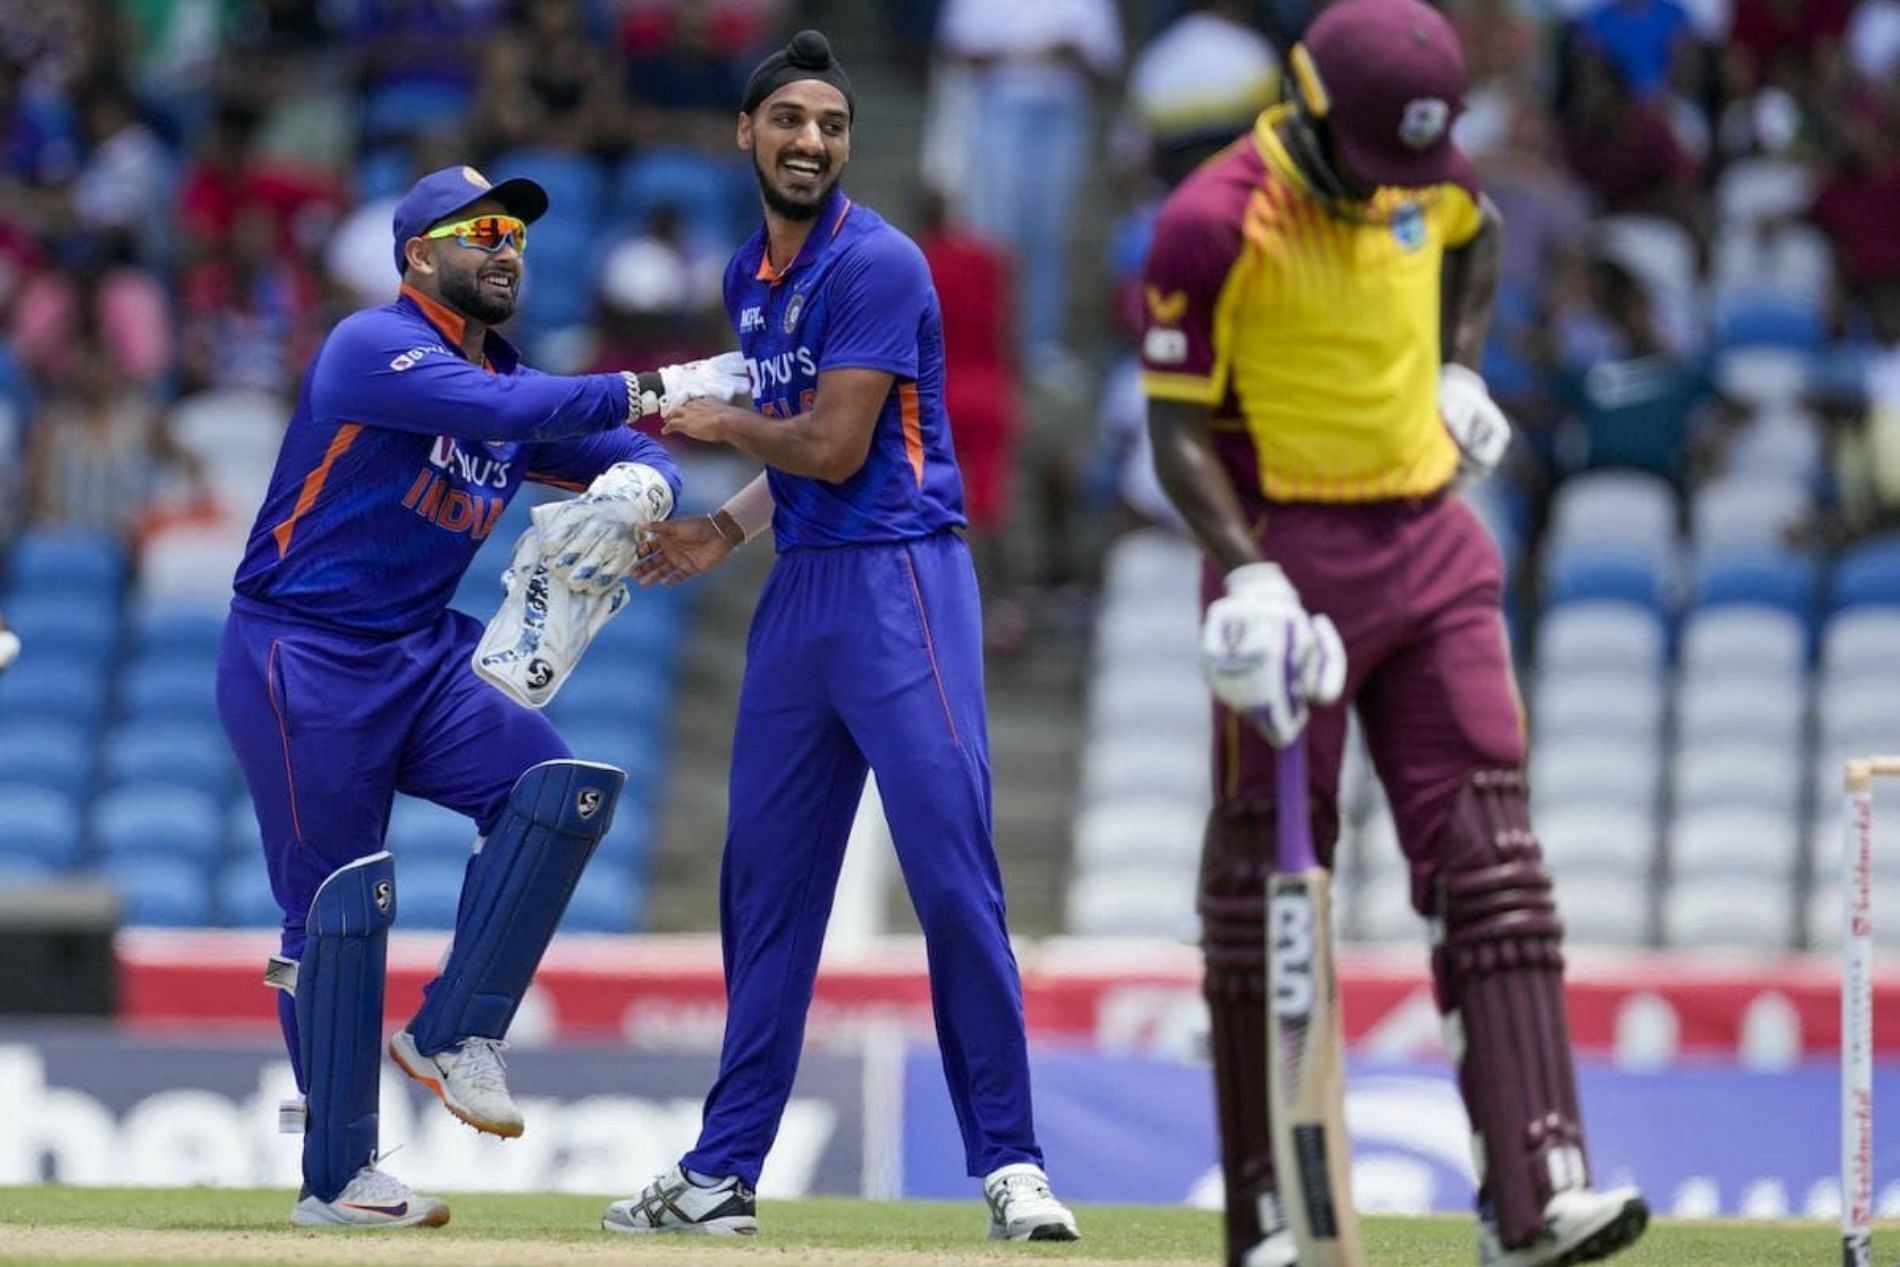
[[548, 667, 673, 730], [1690, 548, 1821, 616], [0, 855, 55, 884], [133, 608, 228, 657], [611, 149, 747, 248], [517, 216, 597, 330], [398, 857, 468, 929], [101, 855, 213, 926], [1714, 295, 1825, 353], [559, 721, 665, 805], [0, 657, 109, 732], [227, 798, 262, 856], [0, 721, 93, 801], [1543, 547, 1670, 613], [215, 859, 281, 927], [589, 601, 683, 664], [119, 653, 218, 722], [0, 785, 83, 869], [594, 795, 652, 867], [92, 783, 224, 865], [562, 860, 641, 932], [361, 80, 473, 143], [103, 720, 231, 799], [0, 593, 118, 659], [492, 149, 607, 217], [354, 145, 412, 201], [7, 528, 125, 593], [1832, 537, 1900, 611], [386, 796, 477, 858]]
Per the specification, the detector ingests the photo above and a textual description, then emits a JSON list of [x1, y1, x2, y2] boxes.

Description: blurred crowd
[[7, 0, 1900, 640]]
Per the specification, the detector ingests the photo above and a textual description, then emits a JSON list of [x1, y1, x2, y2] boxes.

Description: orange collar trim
[[400, 283, 468, 347], [755, 196, 855, 285]]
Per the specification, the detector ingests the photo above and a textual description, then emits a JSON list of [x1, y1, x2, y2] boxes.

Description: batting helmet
[[1286, 0, 1468, 196]]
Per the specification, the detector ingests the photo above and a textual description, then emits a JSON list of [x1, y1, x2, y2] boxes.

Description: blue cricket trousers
[[216, 597, 570, 1078], [682, 530, 1043, 1186]]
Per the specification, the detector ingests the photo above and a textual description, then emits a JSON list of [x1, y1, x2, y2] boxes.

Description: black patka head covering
[[741, 29, 854, 119]]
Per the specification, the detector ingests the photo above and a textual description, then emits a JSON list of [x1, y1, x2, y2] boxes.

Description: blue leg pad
[[297, 851, 396, 1203], [409, 759, 625, 1053]]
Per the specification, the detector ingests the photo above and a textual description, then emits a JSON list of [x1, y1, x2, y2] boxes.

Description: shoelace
[[347, 1150, 409, 1203], [451, 1037, 510, 1093], [999, 1174, 1054, 1205]]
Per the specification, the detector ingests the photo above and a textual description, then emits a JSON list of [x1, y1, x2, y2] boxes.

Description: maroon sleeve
[[1139, 149, 1257, 403]]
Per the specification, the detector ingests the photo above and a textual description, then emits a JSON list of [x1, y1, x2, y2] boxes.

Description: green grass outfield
[[0, 1188, 1869, 1266]]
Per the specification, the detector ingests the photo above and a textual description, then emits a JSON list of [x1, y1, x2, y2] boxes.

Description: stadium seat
[[385, 796, 476, 859], [1080, 733, 1210, 809], [1594, 215, 1696, 308], [1819, 681, 1900, 754], [1668, 805, 1800, 877], [1688, 548, 1819, 616], [562, 860, 641, 933], [227, 798, 261, 857], [215, 859, 281, 928], [0, 592, 118, 659], [399, 857, 471, 930], [1528, 737, 1663, 814], [102, 720, 231, 798], [1087, 665, 1210, 738], [1714, 157, 1815, 228], [556, 722, 666, 806], [1065, 862, 1198, 939], [0, 855, 55, 884], [516, 216, 597, 330], [354, 145, 412, 201], [492, 149, 607, 217], [92, 783, 224, 865], [1713, 294, 1825, 352], [1072, 797, 1205, 869], [1724, 409, 1823, 485], [1822, 608, 1900, 681], [546, 667, 673, 730], [132, 608, 229, 657], [1543, 547, 1670, 613], [593, 794, 652, 866], [1674, 675, 1806, 749], [611, 149, 748, 249], [137, 525, 248, 617], [1536, 601, 1667, 675], [1713, 347, 1812, 411], [1534, 804, 1656, 876], [1102, 529, 1203, 600], [119, 654, 219, 722], [1689, 477, 1813, 551], [1677, 605, 1808, 678], [1558, 874, 1650, 946], [1662, 875, 1793, 948], [0, 722, 93, 801], [6, 528, 125, 594], [361, 79, 474, 143], [0, 785, 83, 869], [0, 656, 109, 731], [101, 855, 214, 927], [1670, 743, 1803, 817], [1531, 671, 1665, 745], [1831, 538, 1900, 611], [1095, 595, 1201, 664], [1544, 470, 1677, 554], [588, 602, 685, 666]]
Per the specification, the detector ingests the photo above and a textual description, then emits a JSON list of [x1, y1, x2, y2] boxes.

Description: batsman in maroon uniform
[[1140, 3, 1650, 1264]]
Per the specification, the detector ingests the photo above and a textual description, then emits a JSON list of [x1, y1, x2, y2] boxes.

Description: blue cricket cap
[[392, 165, 549, 274]]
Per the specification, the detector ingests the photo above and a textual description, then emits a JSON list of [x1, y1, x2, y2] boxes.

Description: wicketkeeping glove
[[532, 461, 675, 596], [1200, 562, 1346, 748], [657, 350, 751, 413], [473, 521, 628, 708], [1439, 363, 1512, 486]]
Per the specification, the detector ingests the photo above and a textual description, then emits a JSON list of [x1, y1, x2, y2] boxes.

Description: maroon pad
[[1430, 769, 1589, 1249]]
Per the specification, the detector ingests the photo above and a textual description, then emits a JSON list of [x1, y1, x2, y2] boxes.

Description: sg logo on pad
[[373, 880, 394, 916], [576, 789, 603, 820]]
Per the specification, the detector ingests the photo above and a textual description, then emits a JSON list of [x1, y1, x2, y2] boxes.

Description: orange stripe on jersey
[[272, 424, 363, 557], [898, 382, 925, 485]]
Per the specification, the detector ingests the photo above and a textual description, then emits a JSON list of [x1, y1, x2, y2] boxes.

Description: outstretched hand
[[631, 514, 738, 588]]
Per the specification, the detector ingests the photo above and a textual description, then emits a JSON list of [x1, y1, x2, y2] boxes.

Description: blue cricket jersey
[[232, 285, 681, 634], [724, 188, 965, 548]]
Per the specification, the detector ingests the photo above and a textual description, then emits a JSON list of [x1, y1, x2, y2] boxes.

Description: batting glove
[[1438, 363, 1512, 486], [532, 462, 675, 596], [1201, 562, 1347, 748]]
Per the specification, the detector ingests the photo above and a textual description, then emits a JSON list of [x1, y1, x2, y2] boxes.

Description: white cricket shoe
[[289, 1163, 450, 1229], [1241, 1192, 1295, 1266], [390, 1030, 524, 1138], [601, 1165, 758, 1235], [983, 1162, 1080, 1241], [1479, 1187, 1649, 1267]]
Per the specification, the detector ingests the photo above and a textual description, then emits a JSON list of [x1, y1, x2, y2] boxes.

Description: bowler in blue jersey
[[606, 30, 1079, 1243], [215, 163, 741, 1228]]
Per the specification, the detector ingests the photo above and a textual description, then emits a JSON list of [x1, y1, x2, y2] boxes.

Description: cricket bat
[[1267, 732, 1364, 1265]]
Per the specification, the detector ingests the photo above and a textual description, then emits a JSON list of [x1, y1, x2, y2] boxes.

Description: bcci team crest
[[577, 788, 603, 820], [784, 290, 805, 334], [1391, 201, 1425, 252]]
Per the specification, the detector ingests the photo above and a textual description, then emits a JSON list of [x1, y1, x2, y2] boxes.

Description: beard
[[753, 152, 835, 221], [440, 264, 518, 325]]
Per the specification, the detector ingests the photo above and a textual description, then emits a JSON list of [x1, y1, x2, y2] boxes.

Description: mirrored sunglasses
[[423, 214, 528, 254]]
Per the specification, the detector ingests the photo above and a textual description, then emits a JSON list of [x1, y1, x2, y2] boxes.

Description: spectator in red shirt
[[178, 206, 320, 395], [1560, 48, 1699, 221], [1810, 101, 1900, 309], [1728, 0, 1851, 90]]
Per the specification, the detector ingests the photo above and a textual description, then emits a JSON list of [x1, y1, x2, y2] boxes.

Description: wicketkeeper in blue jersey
[[603, 30, 1078, 1243], [216, 163, 748, 1228]]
